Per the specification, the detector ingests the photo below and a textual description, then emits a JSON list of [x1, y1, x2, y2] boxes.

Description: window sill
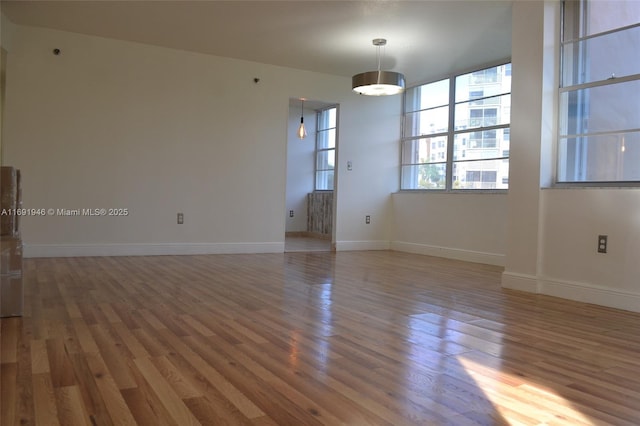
[[396, 189, 508, 194], [545, 183, 640, 190]]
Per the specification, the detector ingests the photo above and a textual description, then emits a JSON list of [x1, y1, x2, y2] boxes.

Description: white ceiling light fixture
[[352, 38, 405, 96]]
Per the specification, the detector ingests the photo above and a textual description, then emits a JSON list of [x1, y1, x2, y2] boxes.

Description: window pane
[[404, 106, 449, 137], [316, 150, 335, 170], [455, 64, 511, 102], [405, 79, 449, 112], [557, 131, 640, 182], [315, 106, 337, 191], [586, 1, 640, 35], [401, 164, 447, 190], [454, 94, 511, 130], [316, 170, 334, 190], [559, 1, 639, 184], [454, 129, 509, 161], [562, 25, 640, 86], [565, 0, 640, 38], [559, 79, 640, 136], [318, 108, 336, 130], [401, 62, 511, 190], [453, 160, 509, 189], [317, 129, 336, 149], [401, 137, 448, 165]]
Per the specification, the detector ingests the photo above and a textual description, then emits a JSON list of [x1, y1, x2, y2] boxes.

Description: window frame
[[556, 0, 640, 186], [314, 106, 337, 191], [401, 60, 512, 192]]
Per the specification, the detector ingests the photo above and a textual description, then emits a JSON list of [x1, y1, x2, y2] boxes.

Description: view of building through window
[[315, 107, 336, 191], [558, 0, 640, 183], [402, 63, 511, 190]]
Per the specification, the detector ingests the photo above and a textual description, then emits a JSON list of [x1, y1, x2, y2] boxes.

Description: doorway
[[285, 98, 338, 252]]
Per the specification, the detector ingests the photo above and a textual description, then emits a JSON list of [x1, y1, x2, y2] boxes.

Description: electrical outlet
[[177, 213, 184, 224], [597, 235, 607, 253], [289, 210, 294, 217], [365, 215, 371, 224]]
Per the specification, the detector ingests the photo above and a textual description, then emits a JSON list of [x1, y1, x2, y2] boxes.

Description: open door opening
[[284, 98, 338, 252]]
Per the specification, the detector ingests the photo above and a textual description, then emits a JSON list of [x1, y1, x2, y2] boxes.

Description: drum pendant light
[[352, 38, 405, 96]]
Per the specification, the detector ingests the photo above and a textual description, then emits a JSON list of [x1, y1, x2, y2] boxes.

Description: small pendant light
[[297, 99, 307, 139]]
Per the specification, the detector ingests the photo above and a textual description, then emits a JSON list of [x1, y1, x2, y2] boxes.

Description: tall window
[[558, 0, 640, 183], [401, 63, 511, 190], [315, 106, 336, 190]]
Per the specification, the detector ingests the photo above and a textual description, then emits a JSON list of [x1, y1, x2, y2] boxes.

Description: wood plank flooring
[[284, 236, 331, 253], [2, 251, 640, 425]]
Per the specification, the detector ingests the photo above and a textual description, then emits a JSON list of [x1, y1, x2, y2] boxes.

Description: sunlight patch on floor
[[457, 356, 596, 426]]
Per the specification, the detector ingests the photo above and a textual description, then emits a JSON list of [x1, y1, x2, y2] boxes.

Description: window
[[470, 130, 497, 149], [401, 63, 511, 190], [466, 170, 497, 185], [472, 68, 498, 84], [315, 106, 337, 190], [558, 0, 640, 183], [470, 90, 484, 104]]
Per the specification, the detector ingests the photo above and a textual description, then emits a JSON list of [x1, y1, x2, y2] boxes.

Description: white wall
[[391, 1, 640, 313], [4, 7, 638, 313], [502, 1, 640, 313], [285, 103, 315, 233], [539, 189, 640, 311], [391, 193, 507, 266], [335, 95, 401, 250], [501, 0, 549, 282], [1, 12, 17, 164], [2, 22, 400, 256]]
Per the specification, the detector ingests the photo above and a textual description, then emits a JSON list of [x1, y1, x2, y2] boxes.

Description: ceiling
[[1, 0, 513, 86]]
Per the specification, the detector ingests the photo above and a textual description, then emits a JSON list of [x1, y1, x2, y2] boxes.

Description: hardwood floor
[[2, 251, 640, 425], [284, 236, 332, 252]]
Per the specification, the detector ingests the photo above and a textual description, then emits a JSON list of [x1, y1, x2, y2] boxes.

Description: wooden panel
[[307, 191, 333, 236], [2, 252, 640, 424], [0, 166, 18, 236]]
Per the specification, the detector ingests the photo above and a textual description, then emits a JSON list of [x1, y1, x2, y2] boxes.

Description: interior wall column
[[502, 0, 559, 292]]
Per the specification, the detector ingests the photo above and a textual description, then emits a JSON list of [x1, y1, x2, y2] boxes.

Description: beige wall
[[1, 12, 17, 165], [540, 189, 640, 311], [2, 23, 400, 256], [285, 103, 316, 233], [391, 192, 507, 266], [334, 93, 401, 250], [392, 0, 640, 312], [5, 5, 638, 312], [0, 47, 5, 165], [503, 1, 640, 312], [1, 14, 8, 164]]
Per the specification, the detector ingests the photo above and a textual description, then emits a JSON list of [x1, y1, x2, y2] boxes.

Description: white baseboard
[[501, 271, 539, 292], [24, 242, 285, 258], [502, 271, 640, 313], [391, 241, 505, 266], [539, 277, 640, 313], [334, 240, 390, 251]]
